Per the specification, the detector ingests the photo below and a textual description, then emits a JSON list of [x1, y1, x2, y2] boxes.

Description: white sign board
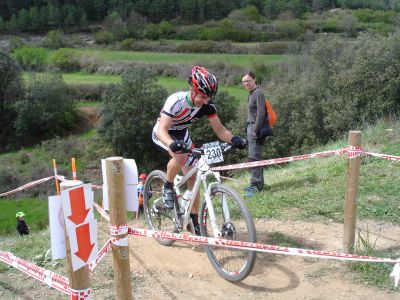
[[48, 195, 66, 259], [101, 159, 138, 212]]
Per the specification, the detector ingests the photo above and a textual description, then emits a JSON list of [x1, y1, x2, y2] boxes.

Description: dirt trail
[[0, 218, 398, 299]]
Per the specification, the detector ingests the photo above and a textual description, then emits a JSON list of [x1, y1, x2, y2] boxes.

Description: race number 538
[[203, 141, 224, 164]]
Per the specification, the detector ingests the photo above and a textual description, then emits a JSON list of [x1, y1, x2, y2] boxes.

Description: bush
[[0, 51, 23, 151], [12, 47, 47, 71], [94, 31, 115, 44], [66, 83, 106, 101], [46, 30, 65, 49], [49, 48, 80, 72], [267, 33, 400, 157], [99, 67, 168, 170], [15, 73, 77, 146]]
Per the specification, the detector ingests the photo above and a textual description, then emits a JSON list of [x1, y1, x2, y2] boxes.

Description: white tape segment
[[93, 202, 110, 222]]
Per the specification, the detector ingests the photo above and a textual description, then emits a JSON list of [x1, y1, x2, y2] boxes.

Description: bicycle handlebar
[[187, 142, 242, 159]]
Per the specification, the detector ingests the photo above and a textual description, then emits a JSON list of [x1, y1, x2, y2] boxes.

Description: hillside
[[0, 118, 399, 297]]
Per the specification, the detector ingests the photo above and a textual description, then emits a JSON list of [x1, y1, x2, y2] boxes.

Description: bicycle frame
[[173, 155, 229, 238]]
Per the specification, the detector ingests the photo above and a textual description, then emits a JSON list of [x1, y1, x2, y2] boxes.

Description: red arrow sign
[[74, 223, 95, 262], [68, 187, 90, 225]]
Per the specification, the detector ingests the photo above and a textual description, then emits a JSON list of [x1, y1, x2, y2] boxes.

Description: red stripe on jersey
[[174, 107, 190, 119], [207, 114, 217, 119]]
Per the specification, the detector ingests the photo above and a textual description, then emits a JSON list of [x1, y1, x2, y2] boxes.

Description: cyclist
[[152, 65, 246, 235]]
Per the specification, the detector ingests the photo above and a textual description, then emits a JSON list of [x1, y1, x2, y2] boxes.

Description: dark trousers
[[246, 124, 265, 191]]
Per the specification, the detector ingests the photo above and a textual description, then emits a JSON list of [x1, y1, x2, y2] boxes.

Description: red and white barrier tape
[[88, 239, 113, 272], [127, 226, 400, 286], [0, 251, 70, 295], [0, 176, 56, 198], [212, 148, 347, 171], [70, 287, 93, 300], [110, 224, 129, 246], [365, 152, 400, 162], [93, 202, 110, 222]]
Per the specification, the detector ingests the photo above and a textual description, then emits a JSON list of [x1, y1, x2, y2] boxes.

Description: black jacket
[[16, 219, 29, 236]]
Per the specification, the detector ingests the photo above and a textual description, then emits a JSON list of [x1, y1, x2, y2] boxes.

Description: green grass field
[[0, 198, 49, 235], [75, 48, 291, 68], [24, 72, 249, 102]]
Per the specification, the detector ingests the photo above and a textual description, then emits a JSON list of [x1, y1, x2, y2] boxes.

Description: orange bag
[[265, 99, 277, 128]]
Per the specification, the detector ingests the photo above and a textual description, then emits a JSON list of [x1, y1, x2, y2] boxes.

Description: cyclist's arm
[[208, 116, 233, 143], [156, 113, 174, 147]]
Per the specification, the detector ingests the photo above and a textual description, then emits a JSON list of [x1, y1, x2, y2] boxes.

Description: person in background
[[137, 173, 147, 218], [16, 211, 30, 236], [153, 65, 247, 235], [242, 70, 271, 197]]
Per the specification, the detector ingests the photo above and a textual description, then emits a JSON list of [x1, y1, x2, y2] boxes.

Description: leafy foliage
[[0, 51, 23, 152], [99, 67, 168, 170], [15, 73, 76, 146], [12, 47, 47, 71], [268, 33, 400, 157], [49, 48, 80, 72]]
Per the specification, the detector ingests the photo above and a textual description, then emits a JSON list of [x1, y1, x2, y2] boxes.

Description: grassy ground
[[24, 72, 249, 102], [74, 48, 291, 68]]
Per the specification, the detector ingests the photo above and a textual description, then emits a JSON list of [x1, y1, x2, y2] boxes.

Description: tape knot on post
[[347, 146, 364, 159], [109, 224, 129, 246]]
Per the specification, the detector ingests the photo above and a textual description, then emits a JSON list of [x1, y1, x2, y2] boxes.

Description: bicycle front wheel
[[200, 184, 256, 282], [143, 170, 177, 246]]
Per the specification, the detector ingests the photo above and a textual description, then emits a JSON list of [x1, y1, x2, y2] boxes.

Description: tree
[[15, 73, 76, 146], [0, 51, 23, 151], [99, 67, 168, 170], [0, 51, 23, 112]]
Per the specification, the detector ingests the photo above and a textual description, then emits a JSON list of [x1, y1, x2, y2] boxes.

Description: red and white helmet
[[139, 173, 147, 181], [188, 66, 218, 97]]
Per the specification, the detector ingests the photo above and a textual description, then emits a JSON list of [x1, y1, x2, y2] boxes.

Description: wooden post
[[105, 157, 133, 300], [60, 180, 91, 299], [343, 131, 362, 253]]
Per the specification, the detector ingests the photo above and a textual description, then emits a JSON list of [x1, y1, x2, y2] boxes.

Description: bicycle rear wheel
[[143, 170, 177, 246], [200, 184, 256, 282]]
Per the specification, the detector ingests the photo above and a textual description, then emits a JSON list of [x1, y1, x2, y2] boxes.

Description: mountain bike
[[143, 141, 256, 282]]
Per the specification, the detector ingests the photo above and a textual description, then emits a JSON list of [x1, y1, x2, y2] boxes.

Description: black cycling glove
[[169, 140, 187, 153], [231, 136, 247, 149]]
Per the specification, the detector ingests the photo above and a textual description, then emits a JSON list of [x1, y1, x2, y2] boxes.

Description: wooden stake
[[343, 131, 362, 253], [60, 180, 91, 299], [52, 159, 60, 195], [105, 157, 133, 300]]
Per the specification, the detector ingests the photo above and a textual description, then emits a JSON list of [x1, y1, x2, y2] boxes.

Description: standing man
[[153, 66, 246, 234], [242, 71, 271, 197]]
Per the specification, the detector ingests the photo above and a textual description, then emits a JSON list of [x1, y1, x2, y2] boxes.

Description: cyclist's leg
[[152, 127, 193, 209]]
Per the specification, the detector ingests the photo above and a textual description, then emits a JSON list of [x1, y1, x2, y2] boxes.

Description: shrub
[[12, 47, 47, 71], [267, 33, 400, 157], [15, 73, 77, 146], [46, 29, 65, 49], [94, 31, 115, 44], [49, 48, 80, 72], [0, 51, 23, 151], [99, 67, 168, 170]]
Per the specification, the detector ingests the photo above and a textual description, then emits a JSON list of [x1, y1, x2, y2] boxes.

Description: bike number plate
[[203, 141, 224, 164]]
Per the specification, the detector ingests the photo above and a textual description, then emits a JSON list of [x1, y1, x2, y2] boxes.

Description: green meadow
[[75, 48, 291, 67]]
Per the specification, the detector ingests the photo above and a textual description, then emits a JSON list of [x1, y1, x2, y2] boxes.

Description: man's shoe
[[162, 187, 175, 210], [244, 186, 255, 197]]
